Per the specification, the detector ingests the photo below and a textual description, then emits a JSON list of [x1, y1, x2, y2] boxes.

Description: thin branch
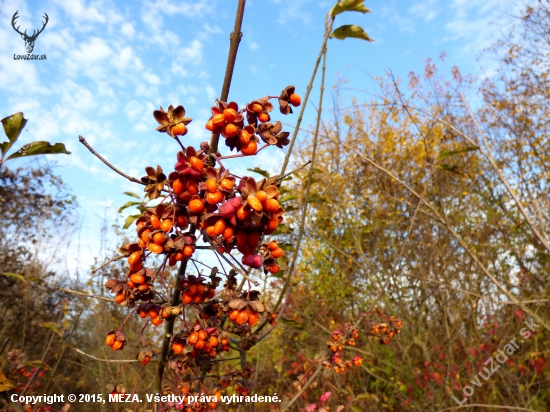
[[74, 348, 152, 363], [56, 287, 116, 303], [436, 404, 539, 412], [78, 136, 144, 185], [92, 254, 125, 273], [274, 160, 312, 182]]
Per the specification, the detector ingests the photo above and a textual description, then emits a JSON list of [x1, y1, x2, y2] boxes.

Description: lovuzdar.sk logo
[[12, 10, 48, 60]]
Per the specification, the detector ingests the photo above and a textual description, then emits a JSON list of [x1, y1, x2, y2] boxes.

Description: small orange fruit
[[150, 215, 161, 230], [289, 94, 301, 107], [211, 113, 226, 129], [183, 245, 195, 257], [271, 247, 284, 258], [258, 112, 270, 123], [214, 219, 227, 236], [223, 108, 238, 122], [229, 309, 239, 321], [239, 129, 251, 144], [236, 309, 250, 325], [209, 336, 219, 347], [268, 241, 278, 251], [127, 279, 136, 289], [138, 283, 149, 293], [220, 179, 234, 191], [189, 156, 204, 172], [112, 340, 124, 351], [269, 263, 280, 274], [128, 251, 141, 267], [206, 178, 218, 193], [206, 191, 223, 205], [222, 226, 235, 240], [115, 293, 125, 304], [151, 317, 163, 326], [241, 141, 257, 156], [172, 341, 184, 354], [141, 229, 152, 243], [105, 334, 115, 346], [148, 242, 163, 254], [130, 272, 146, 285], [236, 205, 250, 220], [251, 103, 263, 113], [194, 340, 205, 350], [264, 198, 280, 213], [160, 219, 173, 232], [177, 215, 189, 228], [224, 123, 238, 138], [205, 119, 215, 131], [148, 308, 160, 319], [172, 179, 184, 195], [188, 199, 204, 213], [206, 225, 217, 237], [182, 291, 192, 305], [248, 310, 260, 326], [255, 190, 267, 203], [172, 123, 187, 136], [248, 196, 263, 212], [153, 232, 165, 246], [186, 180, 199, 195], [188, 331, 199, 345], [198, 330, 208, 340]]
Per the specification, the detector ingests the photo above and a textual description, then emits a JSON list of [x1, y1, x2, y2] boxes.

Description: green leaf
[[124, 214, 141, 229], [307, 193, 326, 203], [5, 141, 71, 161], [124, 192, 141, 199], [273, 223, 292, 235], [118, 201, 142, 213], [331, 0, 370, 17], [1, 272, 25, 282], [247, 167, 270, 178], [1, 112, 28, 156], [279, 194, 298, 203], [279, 243, 296, 252], [280, 317, 304, 329], [270, 269, 285, 279], [436, 146, 479, 162], [330, 25, 374, 42], [436, 164, 463, 175], [40, 322, 62, 337]]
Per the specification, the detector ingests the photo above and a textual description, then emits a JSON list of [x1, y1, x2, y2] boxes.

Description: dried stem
[[74, 348, 148, 363], [78, 136, 144, 185], [56, 286, 116, 303]]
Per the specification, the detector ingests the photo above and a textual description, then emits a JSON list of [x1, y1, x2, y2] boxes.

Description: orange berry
[[289, 94, 301, 107], [160, 219, 173, 232], [105, 334, 115, 346], [193, 293, 202, 303], [222, 226, 235, 240], [172, 342, 184, 354], [177, 215, 189, 228], [138, 283, 149, 292], [211, 113, 225, 129], [205, 119, 215, 131], [236, 205, 250, 220], [138, 310, 148, 319], [236, 309, 250, 325], [269, 263, 280, 274], [209, 350, 217, 358], [189, 156, 204, 172], [267, 216, 279, 231], [198, 330, 208, 340], [194, 340, 205, 350], [264, 198, 280, 213], [248, 310, 260, 326], [115, 293, 125, 304], [148, 242, 163, 254], [241, 141, 257, 156], [130, 272, 146, 285], [271, 247, 284, 258], [197, 284, 205, 295], [248, 196, 263, 212], [189, 284, 197, 295], [220, 179, 234, 191], [127, 279, 136, 289], [224, 123, 238, 138], [141, 355, 151, 365], [213, 219, 227, 236], [128, 251, 141, 267], [223, 108, 238, 122], [268, 241, 278, 251], [239, 129, 251, 144], [221, 338, 229, 346], [172, 179, 184, 195], [172, 123, 187, 136], [151, 317, 163, 326], [182, 291, 193, 305], [206, 178, 218, 193], [186, 180, 199, 195], [255, 190, 267, 203], [183, 245, 195, 257], [251, 103, 263, 113], [149, 308, 160, 319], [138, 239, 146, 249], [206, 225, 217, 237], [141, 229, 152, 243], [188, 331, 199, 345], [229, 309, 239, 321], [150, 215, 161, 230], [206, 191, 223, 205], [258, 112, 270, 123], [188, 199, 205, 213], [112, 340, 124, 351], [209, 336, 219, 347], [153, 232, 165, 246]]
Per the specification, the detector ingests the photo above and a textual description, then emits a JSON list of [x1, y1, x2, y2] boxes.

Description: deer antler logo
[[12, 11, 49, 54]]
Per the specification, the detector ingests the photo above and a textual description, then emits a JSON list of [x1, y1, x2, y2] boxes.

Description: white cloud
[[121, 23, 135, 38], [143, 71, 161, 85], [249, 41, 259, 50], [409, 0, 440, 23], [180, 39, 203, 64]]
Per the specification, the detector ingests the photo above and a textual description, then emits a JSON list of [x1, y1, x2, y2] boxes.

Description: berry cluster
[[369, 317, 402, 345], [99, 86, 301, 407]]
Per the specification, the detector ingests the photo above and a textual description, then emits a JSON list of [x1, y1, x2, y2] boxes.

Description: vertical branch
[[279, 15, 334, 176], [156, 258, 188, 393], [209, 0, 247, 159]]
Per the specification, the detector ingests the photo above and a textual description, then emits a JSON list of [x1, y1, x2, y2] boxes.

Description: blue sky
[[0, 0, 525, 272]]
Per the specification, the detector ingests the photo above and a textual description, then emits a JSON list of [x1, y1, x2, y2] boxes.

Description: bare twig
[[92, 255, 126, 273], [74, 348, 152, 363], [436, 404, 539, 412], [56, 287, 116, 303], [78, 136, 144, 185]]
